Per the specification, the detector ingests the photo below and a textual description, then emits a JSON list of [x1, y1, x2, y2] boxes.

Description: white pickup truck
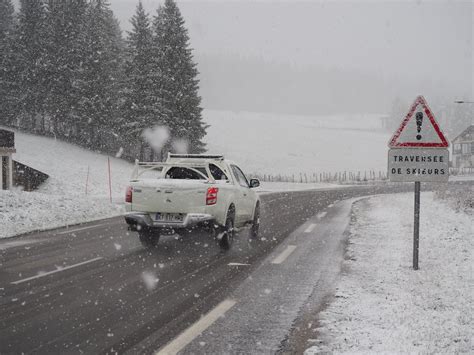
[[124, 154, 261, 250]]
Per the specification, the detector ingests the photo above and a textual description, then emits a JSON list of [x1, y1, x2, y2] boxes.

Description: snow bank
[[0, 190, 123, 238], [306, 192, 473, 354]]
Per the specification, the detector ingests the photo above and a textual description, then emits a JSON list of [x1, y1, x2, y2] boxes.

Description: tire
[[250, 203, 260, 239], [219, 208, 235, 250], [138, 228, 160, 249]]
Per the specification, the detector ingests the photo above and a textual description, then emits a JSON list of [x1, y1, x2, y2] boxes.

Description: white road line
[[156, 299, 237, 355], [228, 262, 250, 266], [56, 223, 108, 235], [11, 257, 103, 285], [317, 211, 327, 219], [304, 223, 317, 233], [0, 240, 37, 251], [271, 245, 297, 265]]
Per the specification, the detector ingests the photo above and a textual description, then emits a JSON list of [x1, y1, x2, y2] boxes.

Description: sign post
[[413, 181, 420, 270], [387, 95, 449, 270]]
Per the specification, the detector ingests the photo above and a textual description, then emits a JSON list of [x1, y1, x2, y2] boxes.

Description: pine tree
[[76, 0, 124, 150], [14, 0, 48, 131], [42, 0, 88, 137], [152, 0, 207, 154], [0, 0, 14, 44], [0, 0, 16, 126], [121, 1, 167, 160]]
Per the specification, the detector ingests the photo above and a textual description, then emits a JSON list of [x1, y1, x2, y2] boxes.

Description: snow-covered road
[[1, 184, 415, 353]]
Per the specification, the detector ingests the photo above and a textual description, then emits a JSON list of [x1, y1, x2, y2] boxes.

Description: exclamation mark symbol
[[415, 111, 423, 140]]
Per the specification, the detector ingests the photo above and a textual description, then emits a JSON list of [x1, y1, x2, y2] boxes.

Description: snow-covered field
[[203, 109, 390, 175], [1, 126, 351, 239], [306, 192, 473, 354], [0, 130, 135, 239], [3, 112, 386, 239], [3, 114, 471, 239]]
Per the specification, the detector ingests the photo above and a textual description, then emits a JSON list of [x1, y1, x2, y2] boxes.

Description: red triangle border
[[388, 96, 449, 148]]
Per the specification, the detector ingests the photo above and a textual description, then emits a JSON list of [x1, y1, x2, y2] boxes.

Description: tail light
[[125, 186, 132, 203], [206, 187, 219, 205]]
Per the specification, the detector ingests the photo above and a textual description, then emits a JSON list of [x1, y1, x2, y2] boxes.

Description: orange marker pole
[[85, 166, 90, 195], [107, 157, 112, 203]]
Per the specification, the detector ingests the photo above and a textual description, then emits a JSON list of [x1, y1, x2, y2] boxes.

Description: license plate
[[154, 213, 184, 223]]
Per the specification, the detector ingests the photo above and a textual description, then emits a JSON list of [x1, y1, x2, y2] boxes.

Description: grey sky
[[113, 0, 472, 92], [11, 0, 473, 112]]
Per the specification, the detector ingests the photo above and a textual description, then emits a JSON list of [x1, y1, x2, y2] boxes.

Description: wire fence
[[449, 167, 474, 176], [251, 167, 474, 184], [251, 170, 388, 184]]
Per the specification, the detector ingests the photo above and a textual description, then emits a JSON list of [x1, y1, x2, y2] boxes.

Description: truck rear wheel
[[138, 229, 160, 249], [219, 208, 235, 250], [250, 203, 260, 239]]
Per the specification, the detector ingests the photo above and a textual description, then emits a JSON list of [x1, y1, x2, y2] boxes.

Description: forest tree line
[[0, 0, 207, 160]]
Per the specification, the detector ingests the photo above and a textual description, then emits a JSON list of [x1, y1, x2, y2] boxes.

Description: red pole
[[85, 165, 90, 195], [107, 157, 112, 203]]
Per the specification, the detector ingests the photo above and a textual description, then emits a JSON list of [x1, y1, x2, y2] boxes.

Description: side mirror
[[249, 178, 260, 188]]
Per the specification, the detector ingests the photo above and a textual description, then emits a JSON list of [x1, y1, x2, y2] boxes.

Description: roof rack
[[131, 160, 214, 181], [167, 153, 224, 160]]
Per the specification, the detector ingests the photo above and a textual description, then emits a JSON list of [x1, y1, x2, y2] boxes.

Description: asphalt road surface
[[1, 182, 470, 354]]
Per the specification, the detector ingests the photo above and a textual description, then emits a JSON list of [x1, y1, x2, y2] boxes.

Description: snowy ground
[[1, 129, 135, 239], [0, 190, 124, 239], [1, 128, 351, 239], [306, 192, 473, 354], [13, 130, 134, 198], [3, 120, 471, 239], [203, 109, 390, 175]]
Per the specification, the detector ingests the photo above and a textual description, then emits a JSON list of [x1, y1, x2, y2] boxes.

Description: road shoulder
[[305, 192, 473, 354]]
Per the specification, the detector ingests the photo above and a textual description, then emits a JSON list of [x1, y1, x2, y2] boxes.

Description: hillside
[[1, 112, 388, 239], [13, 131, 134, 197], [1, 130, 134, 239], [203, 110, 390, 176]]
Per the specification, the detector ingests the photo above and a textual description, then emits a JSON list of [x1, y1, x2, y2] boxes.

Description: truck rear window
[[165, 167, 207, 180], [209, 164, 228, 180]]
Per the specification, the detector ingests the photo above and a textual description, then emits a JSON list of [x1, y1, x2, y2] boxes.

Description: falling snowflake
[[142, 271, 159, 291], [115, 147, 124, 158]]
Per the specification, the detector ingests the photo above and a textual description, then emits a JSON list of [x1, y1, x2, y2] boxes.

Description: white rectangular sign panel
[[388, 148, 449, 182]]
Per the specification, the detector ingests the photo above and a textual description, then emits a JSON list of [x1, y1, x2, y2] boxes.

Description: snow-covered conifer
[[42, 0, 88, 136], [152, 0, 206, 154], [0, 0, 16, 125], [14, 0, 48, 130], [76, 0, 124, 149], [121, 1, 167, 160]]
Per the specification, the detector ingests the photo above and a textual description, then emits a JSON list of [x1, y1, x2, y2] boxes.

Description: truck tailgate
[[130, 179, 209, 213]]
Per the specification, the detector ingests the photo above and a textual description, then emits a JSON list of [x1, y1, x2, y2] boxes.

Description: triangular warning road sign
[[388, 96, 449, 148]]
